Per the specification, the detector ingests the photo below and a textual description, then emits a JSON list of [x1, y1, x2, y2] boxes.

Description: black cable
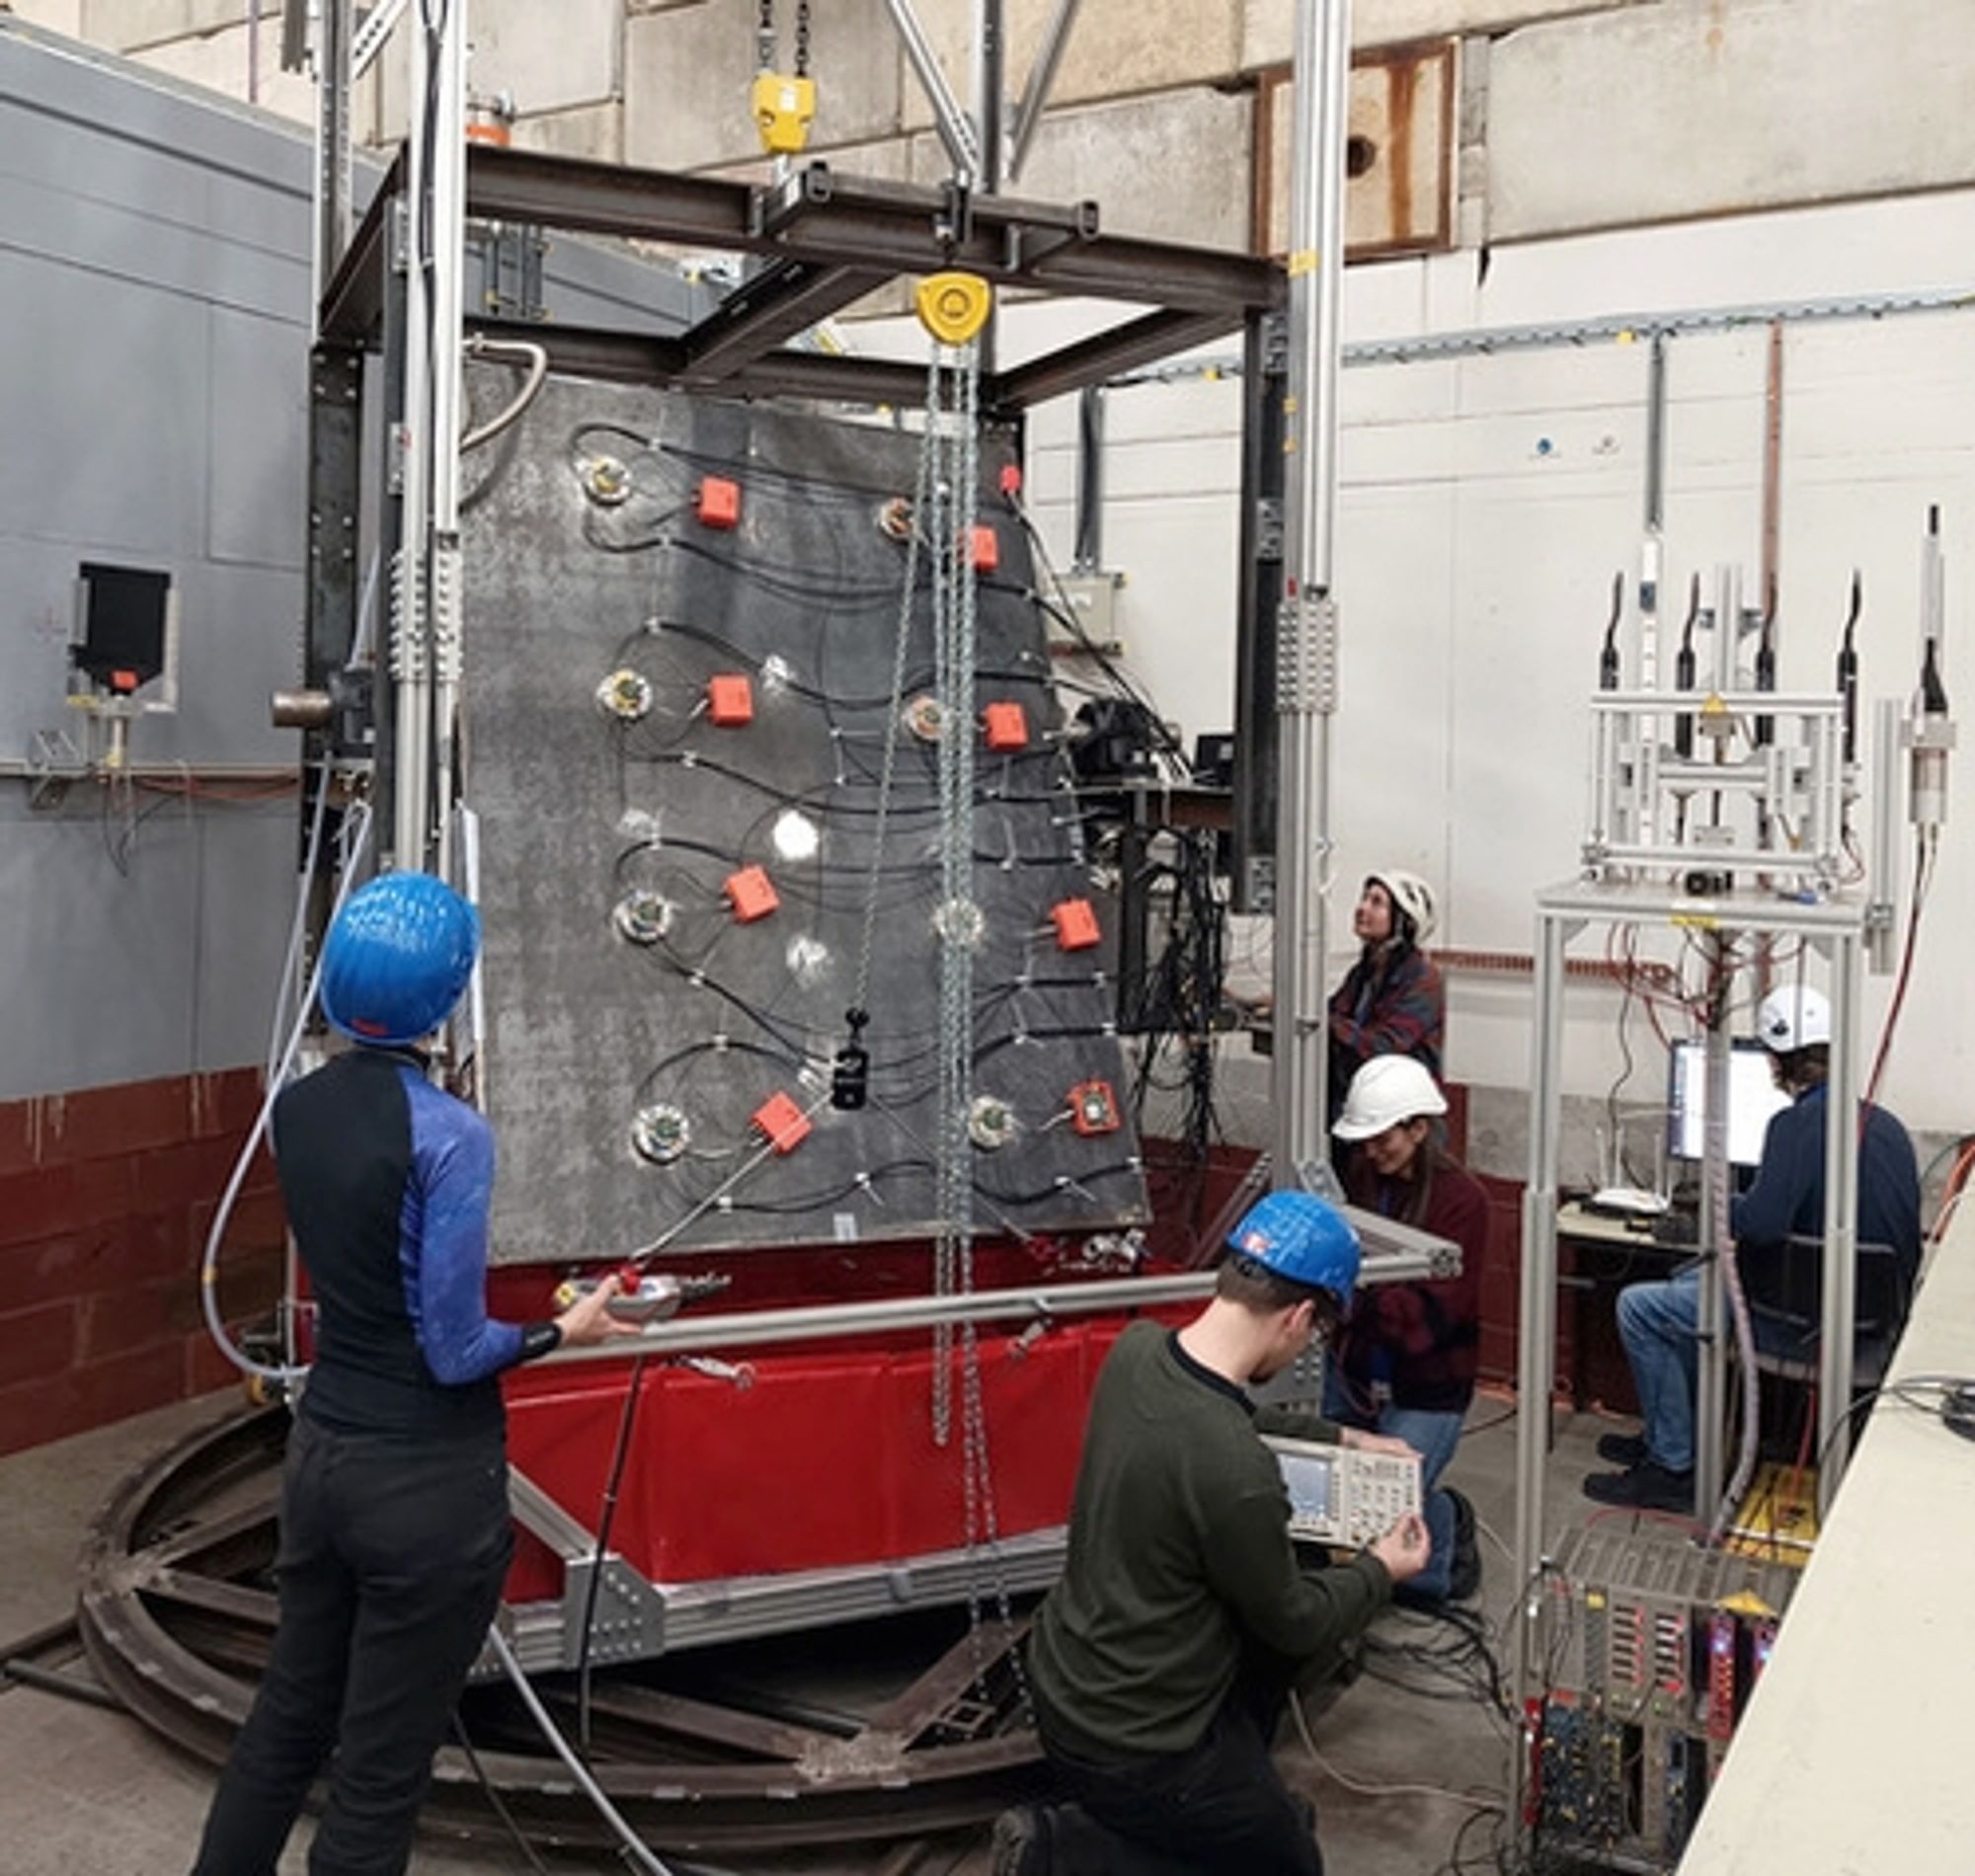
[[576, 1353, 649, 1756], [451, 1714, 555, 1876]]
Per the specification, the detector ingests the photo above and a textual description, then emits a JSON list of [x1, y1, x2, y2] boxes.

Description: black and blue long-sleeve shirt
[[275, 1047, 529, 1442], [1731, 1082, 1922, 1284]]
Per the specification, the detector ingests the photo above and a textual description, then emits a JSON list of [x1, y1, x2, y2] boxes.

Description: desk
[[1555, 1200, 1695, 1412], [1677, 1196, 1975, 1874]]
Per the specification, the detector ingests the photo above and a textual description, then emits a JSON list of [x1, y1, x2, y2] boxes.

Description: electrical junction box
[[1052, 572, 1123, 654], [725, 864, 778, 922], [751, 1091, 812, 1154], [984, 700, 1028, 750], [696, 475, 742, 529], [708, 673, 754, 726], [1051, 898, 1101, 952], [1068, 1079, 1121, 1136]]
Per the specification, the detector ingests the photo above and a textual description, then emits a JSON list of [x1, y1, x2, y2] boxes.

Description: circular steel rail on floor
[[77, 1406, 1045, 1854]]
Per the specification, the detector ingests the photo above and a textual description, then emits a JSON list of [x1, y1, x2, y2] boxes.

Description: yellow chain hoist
[[915, 271, 994, 347], [752, 0, 816, 156]]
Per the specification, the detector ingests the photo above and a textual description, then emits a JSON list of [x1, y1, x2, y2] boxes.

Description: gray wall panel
[[1, 26, 309, 1098], [0, 789, 292, 1098], [0, 249, 211, 559], [206, 305, 308, 569]]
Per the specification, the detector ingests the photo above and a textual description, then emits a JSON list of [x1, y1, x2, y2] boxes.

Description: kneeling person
[[1003, 1192, 1430, 1876]]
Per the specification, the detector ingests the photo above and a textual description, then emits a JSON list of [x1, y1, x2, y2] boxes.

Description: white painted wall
[[858, 188, 1975, 1143]]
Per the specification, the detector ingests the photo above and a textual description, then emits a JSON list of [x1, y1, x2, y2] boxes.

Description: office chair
[[1740, 1234, 1913, 1395]]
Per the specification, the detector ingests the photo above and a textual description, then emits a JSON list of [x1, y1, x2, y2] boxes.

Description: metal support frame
[[545, 1241, 1459, 1371], [1269, 0, 1351, 1186], [1232, 307, 1288, 915], [1511, 879, 1866, 1828], [319, 146, 1281, 417]]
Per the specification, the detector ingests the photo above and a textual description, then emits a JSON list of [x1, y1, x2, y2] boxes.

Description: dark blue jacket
[[1731, 1082, 1922, 1283]]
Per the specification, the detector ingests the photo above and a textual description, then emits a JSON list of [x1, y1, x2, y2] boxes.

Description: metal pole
[[392, 0, 468, 878], [1008, 0, 1082, 181], [428, 3, 468, 882], [1270, 0, 1350, 1185], [881, 0, 980, 183], [974, 0, 1005, 193], [1512, 905, 1569, 1817], [1713, 562, 1740, 697], [1694, 941, 1732, 1515], [1818, 931, 1861, 1504]]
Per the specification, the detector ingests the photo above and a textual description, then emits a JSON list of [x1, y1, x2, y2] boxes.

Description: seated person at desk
[[994, 1192, 1429, 1876], [1583, 985, 1922, 1512], [1327, 1055, 1488, 1601], [1328, 869, 1445, 1125]]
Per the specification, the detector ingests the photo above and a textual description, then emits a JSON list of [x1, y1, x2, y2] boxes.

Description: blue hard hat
[[1226, 1191, 1360, 1308], [320, 873, 480, 1048]]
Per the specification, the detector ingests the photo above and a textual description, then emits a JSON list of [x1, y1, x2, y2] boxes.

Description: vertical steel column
[[1512, 907, 1570, 1780], [973, 0, 1005, 192], [1818, 929, 1862, 1503], [1270, 0, 1351, 1181], [305, 349, 364, 695], [1232, 308, 1287, 916]]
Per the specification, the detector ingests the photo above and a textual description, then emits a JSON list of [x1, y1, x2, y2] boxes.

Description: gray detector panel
[[464, 375, 1147, 1263]]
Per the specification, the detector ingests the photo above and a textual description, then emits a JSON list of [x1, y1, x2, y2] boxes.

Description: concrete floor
[[0, 1388, 1624, 1875]]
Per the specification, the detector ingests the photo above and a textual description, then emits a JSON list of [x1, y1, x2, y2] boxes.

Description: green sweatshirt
[[1029, 1320, 1391, 1762]]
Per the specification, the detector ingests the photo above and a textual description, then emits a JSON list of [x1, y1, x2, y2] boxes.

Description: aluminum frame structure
[[274, 0, 1400, 1676], [1510, 561, 1881, 1823]]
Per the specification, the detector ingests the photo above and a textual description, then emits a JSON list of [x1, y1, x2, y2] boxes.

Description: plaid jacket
[[1327, 943, 1445, 1110]]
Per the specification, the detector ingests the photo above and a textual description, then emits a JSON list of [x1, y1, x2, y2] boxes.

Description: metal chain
[[930, 351, 962, 1446], [851, 352, 940, 1028], [953, 361, 1029, 1723], [794, 0, 811, 78], [755, 0, 774, 71]]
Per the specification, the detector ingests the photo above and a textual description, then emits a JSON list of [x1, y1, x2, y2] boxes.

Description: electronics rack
[[1535, 1526, 1796, 1870]]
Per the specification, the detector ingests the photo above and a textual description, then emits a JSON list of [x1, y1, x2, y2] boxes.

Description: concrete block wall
[[31, 0, 1975, 257]]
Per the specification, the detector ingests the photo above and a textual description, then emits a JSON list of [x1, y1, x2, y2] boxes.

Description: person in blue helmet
[[994, 1191, 1431, 1876], [191, 872, 635, 1876]]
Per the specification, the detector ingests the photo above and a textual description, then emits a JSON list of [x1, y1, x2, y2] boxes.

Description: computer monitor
[[1666, 1039, 1794, 1168]]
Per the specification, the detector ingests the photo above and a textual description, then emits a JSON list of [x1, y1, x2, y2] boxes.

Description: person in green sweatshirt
[[994, 1190, 1431, 1875]]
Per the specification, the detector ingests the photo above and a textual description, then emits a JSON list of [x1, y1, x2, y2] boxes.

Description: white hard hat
[[1757, 984, 1832, 1053], [1333, 1055, 1449, 1141], [1371, 868, 1438, 944]]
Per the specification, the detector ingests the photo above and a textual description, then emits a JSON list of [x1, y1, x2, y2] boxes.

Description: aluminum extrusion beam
[[993, 308, 1242, 411], [547, 1245, 1454, 1368], [1270, 0, 1351, 1186]]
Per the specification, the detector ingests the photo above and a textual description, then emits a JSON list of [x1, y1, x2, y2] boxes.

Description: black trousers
[[191, 1413, 513, 1876], [1037, 1648, 1323, 1876]]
